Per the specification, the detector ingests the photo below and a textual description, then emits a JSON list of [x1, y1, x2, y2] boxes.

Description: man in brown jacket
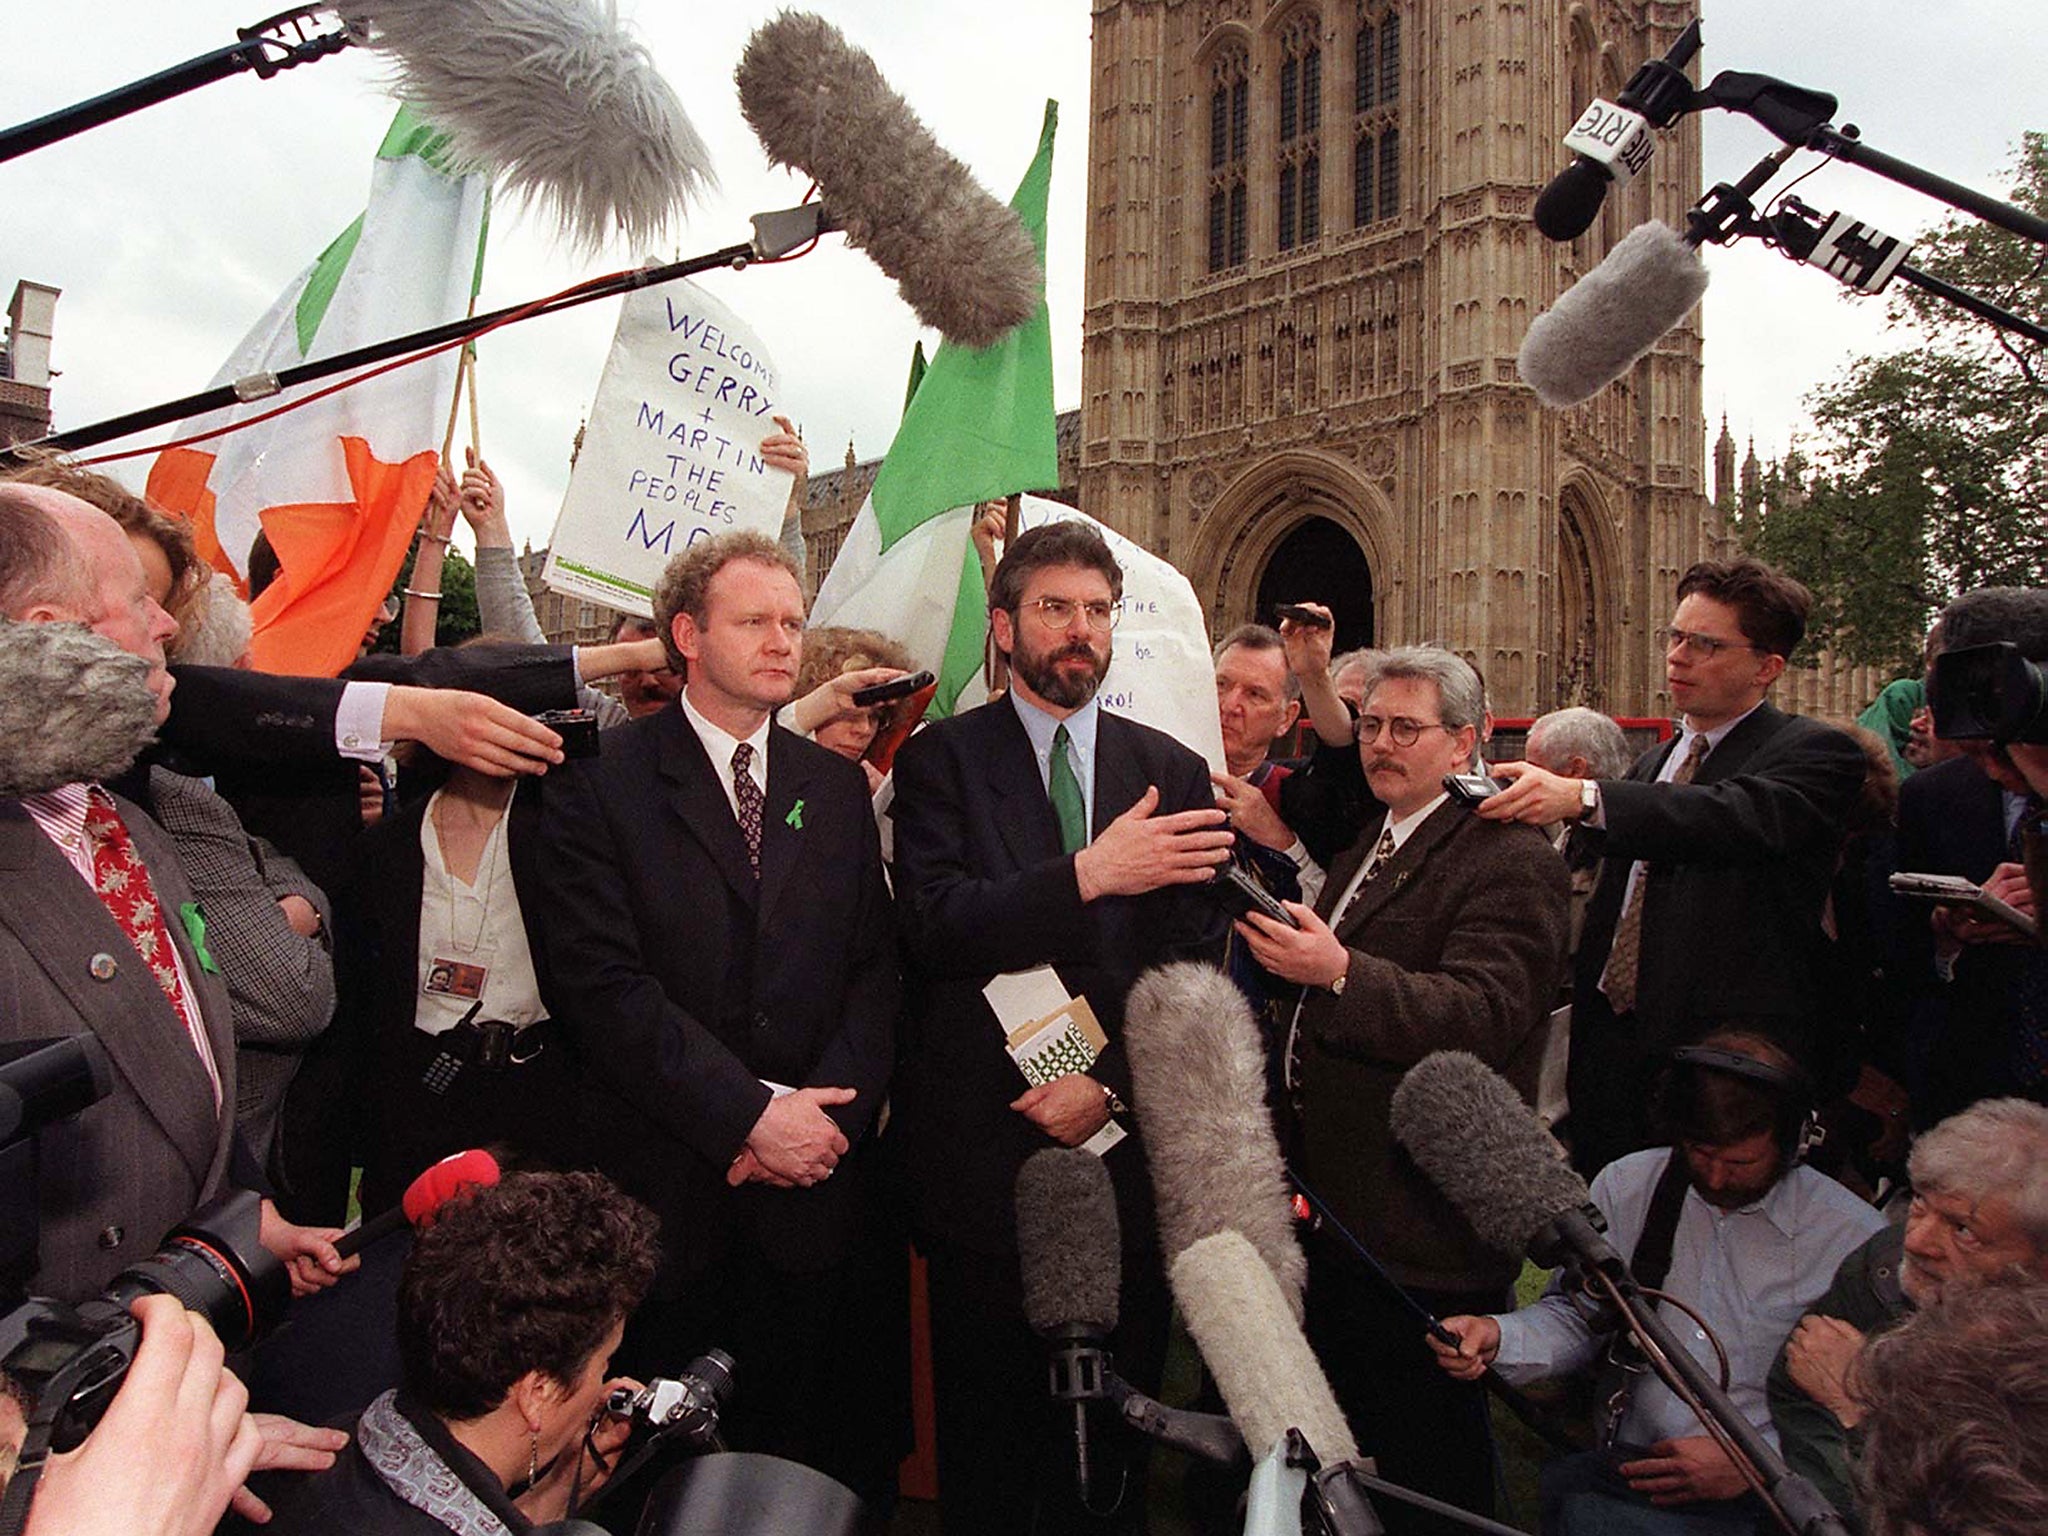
[[1239, 644, 1570, 1536]]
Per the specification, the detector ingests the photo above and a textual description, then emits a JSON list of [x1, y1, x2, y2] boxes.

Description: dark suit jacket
[[1296, 801, 1569, 1291], [1574, 704, 1864, 1057], [886, 700, 1229, 1258], [1893, 753, 2024, 1121], [537, 707, 898, 1283], [0, 794, 237, 1300]]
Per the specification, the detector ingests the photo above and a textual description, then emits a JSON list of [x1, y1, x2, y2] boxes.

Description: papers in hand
[[984, 966, 1127, 1157]]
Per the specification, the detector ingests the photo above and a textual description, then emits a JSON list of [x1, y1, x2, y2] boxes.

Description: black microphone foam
[[1388, 1050, 1590, 1260], [0, 621, 160, 796], [1517, 221, 1709, 408], [1125, 962, 1306, 1317], [1533, 158, 1614, 242], [735, 12, 1042, 349], [1017, 1147, 1121, 1338]]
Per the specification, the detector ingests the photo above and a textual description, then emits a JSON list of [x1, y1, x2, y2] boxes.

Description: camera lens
[[102, 1190, 289, 1352]]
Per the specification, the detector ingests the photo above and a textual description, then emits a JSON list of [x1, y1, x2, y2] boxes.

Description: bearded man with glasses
[[1476, 557, 1866, 1178], [888, 519, 1232, 1536]]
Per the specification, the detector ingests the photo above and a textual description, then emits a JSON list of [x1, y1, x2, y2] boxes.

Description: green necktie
[[1050, 723, 1088, 855]]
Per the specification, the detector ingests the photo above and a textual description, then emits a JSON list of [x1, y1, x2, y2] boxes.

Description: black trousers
[[922, 1240, 1170, 1536], [1304, 1239, 1507, 1536]]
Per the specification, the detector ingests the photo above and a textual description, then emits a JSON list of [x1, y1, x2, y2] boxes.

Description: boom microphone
[[1124, 963, 1306, 1316], [1388, 1052, 1618, 1273], [1170, 1229, 1356, 1467], [0, 622, 160, 796], [1533, 22, 1701, 242], [735, 12, 1042, 349], [1516, 221, 1709, 409], [336, 1147, 502, 1259]]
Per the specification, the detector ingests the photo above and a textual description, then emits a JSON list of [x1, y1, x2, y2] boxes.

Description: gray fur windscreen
[[0, 623, 158, 796], [1517, 221, 1710, 408], [735, 11, 1042, 349], [1125, 961, 1307, 1317], [1389, 1049, 1591, 1258], [1015, 1147, 1121, 1337]]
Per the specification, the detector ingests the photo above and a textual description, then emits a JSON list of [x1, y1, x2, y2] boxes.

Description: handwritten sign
[[543, 278, 793, 615]]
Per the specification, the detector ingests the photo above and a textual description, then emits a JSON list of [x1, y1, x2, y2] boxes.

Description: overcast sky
[[2, 1, 2038, 551]]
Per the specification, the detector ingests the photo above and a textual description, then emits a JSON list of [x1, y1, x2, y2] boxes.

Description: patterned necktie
[[1333, 826, 1399, 930], [1049, 723, 1088, 855], [1601, 731, 1710, 1016], [731, 742, 764, 879], [82, 789, 220, 1105]]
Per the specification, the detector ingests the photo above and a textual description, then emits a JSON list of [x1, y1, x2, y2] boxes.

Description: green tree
[[1744, 133, 2048, 670]]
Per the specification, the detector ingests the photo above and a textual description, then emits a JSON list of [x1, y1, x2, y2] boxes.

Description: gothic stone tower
[[1080, 0, 1711, 717]]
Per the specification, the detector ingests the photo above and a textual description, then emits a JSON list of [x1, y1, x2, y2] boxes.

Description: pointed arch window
[[1277, 11, 1322, 252], [1207, 45, 1250, 271], [1353, 4, 1402, 226]]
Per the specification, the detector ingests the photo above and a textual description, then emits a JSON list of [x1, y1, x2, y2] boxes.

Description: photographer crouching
[[262, 1171, 658, 1533]]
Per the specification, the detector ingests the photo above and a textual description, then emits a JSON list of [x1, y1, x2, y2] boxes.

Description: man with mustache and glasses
[[888, 519, 1230, 1536], [1237, 644, 1569, 1536]]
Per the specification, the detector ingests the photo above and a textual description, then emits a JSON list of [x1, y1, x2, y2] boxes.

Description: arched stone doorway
[[1554, 477, 1618, 710], [1255, 515, 1374, 655]]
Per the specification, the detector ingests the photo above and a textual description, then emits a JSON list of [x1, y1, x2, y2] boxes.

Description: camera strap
[[1595, 1148, 1689, 1448]]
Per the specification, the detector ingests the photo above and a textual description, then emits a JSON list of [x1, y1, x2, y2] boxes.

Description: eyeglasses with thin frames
[[1020, 597, 1122, 633], [1355, 714, 1457, 747], [1657, 626, 1760, 661]]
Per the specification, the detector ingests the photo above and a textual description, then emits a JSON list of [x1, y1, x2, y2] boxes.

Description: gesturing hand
[[1073, 786, 1232, 901]]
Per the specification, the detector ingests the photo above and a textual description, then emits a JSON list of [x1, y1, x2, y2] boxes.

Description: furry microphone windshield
[[0, 622, 160, 796], [348, 0, 713, 254], [1125, 962, 1307, 1319], [1517, 221, 1710, 408], [1389, 1049, 1593, 1261], [735, 11, 1042, 349], [1016, 1147, 1122, 1339]]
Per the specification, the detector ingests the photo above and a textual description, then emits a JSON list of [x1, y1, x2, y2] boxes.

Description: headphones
[[1657, 1043, 1821, 1163]]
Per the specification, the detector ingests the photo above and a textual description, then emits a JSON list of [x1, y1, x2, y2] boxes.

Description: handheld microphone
[[1124, 963, 1306, 1316], [1533, 21, 1702, 242], [735, 12, 1042, 349], [336, 1147, 502, 1259], [0, 622, 161, 796]]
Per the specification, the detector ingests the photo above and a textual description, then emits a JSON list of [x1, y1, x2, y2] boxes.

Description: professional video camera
[[1930, 642, 2048, 745], [0, 1035, 289, 1522]]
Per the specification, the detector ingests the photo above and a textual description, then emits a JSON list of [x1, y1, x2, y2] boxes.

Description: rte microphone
[[1387, 1052, 1621, 1274], [0, 622, 161, 796], [1124, 963, 1306, 1315], [1533, 20, 1702, 243], [336, 1147, 502, 1260], [735, 12, 1042, 349]]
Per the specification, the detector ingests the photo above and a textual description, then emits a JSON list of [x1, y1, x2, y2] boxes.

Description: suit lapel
[[1092, 714, 1152, 834], [984, 703, 1066, 871], [758, 728, 822, 922], [1330, 801, 1463, 940], [655, 711, 760, 904], [1693, 702, 1781, 783], [0, 803, 221, 1184]]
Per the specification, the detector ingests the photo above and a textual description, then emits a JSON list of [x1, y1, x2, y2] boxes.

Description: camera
[[536, 707, 602, 759], [605, 1348, 736, 1452], [0, 1036, 288, 1458], [1930, 642, 2048, 744]]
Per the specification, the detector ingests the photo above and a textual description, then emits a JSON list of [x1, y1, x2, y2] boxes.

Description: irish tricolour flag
[[148, 107, 487, 676], [811, 102, 1224, 767]]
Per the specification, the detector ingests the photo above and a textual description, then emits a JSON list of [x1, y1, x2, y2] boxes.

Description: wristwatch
[[1579, 779, 1600, 820], [1328, 968, 1348, 997], [1098, 1080, 1128, 1116]]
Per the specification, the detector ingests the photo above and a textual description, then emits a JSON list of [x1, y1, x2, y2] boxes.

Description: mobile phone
[[1888, 871, 2038, 939], [1442, 771, 1506, 808], [1274, 603, 1333, 630], [1209, 864, 1302, 929], [849, 670, 936, 708], [534, 708, 601, 759]]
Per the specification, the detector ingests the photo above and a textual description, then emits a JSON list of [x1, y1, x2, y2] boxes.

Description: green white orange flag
[[147, 106, 488, 676], [809, 102, 1061, 718]]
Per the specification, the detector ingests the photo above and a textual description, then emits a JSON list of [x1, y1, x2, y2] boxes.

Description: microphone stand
[[0, 8, 360, 165], [2, 204, 832, 466], [1534, 1209, 1852, 1536]]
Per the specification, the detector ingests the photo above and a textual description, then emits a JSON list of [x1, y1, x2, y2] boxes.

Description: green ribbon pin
[[785, 799, 805, 830], [178, 902, 220, 975]]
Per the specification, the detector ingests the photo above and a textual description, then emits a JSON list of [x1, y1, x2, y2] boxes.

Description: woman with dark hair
[[267, 1170, 661, 1533]]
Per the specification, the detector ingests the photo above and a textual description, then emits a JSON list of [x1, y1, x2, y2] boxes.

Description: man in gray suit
[[0, 481, 347, 1303]]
